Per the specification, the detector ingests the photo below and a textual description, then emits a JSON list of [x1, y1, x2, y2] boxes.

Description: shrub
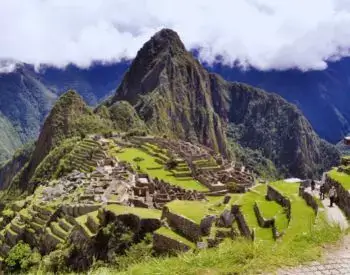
[[5, 241, 40, 272]]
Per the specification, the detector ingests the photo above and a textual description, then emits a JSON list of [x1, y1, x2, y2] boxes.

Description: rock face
[[0, 143, 33, 190], [108, 29, 230, 157], [107, 28, 339, 178]]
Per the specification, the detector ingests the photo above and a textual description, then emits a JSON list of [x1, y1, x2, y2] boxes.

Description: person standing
[[311, 180, 316, 191], [329, 186, 337, 207], [320, 184, 325, 200]]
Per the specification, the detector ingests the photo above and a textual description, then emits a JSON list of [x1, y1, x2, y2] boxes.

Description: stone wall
[[253, 203, 274, 228], [266, 185, 291, 222], [61, 204, 101, 217], [299, 186, 318, 214], [325, 175, 350, 218], [153, 232, 191, 253], [231, 205, 254, 240], [162, 207, 201, 242]]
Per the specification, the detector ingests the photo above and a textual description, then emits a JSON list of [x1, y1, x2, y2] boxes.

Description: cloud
[[1, 0, 350, 71]]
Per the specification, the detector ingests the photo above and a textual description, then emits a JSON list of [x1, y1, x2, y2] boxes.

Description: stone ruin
[[129, 136, 255, 193], [129, 175, 206, 209]]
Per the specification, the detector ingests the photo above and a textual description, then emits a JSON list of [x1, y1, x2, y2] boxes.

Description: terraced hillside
[[0, 134, 341, 273]]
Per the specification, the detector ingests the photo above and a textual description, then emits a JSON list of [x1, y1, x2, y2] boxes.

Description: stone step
[[10, 220, 25, 235], [50, 222, 69, 240], [32, 204, 54, 216], [29, 221, 43, 232], [33, 215, 48, 226], [5, 227, 19, 246], [86, 214, 100, 234], [45, 227, 64, 247], [58, 218, 74, 232]]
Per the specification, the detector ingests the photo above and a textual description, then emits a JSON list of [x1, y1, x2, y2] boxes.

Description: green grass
[[155, 227, 196, 249], [105, 204, 161, 220], [113, 217, 342, 275], [269, 181, 316, 242], [166, 200, 216, 224], [113, 147, 208, 191], [236, 192, 273, 241], [328, 168, 350, 190], [256, 201, 288, 232], [269, 181, 299, 196]]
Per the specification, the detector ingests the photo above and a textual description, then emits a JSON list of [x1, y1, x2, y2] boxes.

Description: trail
[[278, 235, 350, 274], [277, 185, 350, 274]]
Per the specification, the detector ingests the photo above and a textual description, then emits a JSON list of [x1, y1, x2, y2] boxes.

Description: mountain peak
[[136, 28, 186, 60]]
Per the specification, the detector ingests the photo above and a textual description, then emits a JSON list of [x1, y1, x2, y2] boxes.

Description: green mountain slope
[[0, 113, 22, 162], [11, 90, 112, 190], [107, 29, 339, 178]]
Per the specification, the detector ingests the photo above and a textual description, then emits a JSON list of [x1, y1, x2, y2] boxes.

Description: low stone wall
[[231, 205, 254, 240], [325, 175, 350, 218], [266, 185, 291, 222], [162, 207, 201, 242], [299, 186, 318, 214], [253, 203, 274, 228], [61, 204, 101, 217], [153, 232, 191, 253]]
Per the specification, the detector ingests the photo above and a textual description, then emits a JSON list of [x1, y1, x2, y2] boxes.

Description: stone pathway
[[306, 186, 349, 230], [277, 235, 350, 274], [277, 188, 350, 275]]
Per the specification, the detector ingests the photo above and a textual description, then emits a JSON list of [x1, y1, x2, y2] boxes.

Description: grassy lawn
[[155, 227, 196, 249], [328, 168, 350, 190], [166, 200, 215, 224], [106, 204, 161, 220], [113, 147, 208, 191]]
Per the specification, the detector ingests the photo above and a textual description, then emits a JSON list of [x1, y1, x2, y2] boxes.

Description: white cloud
[[1, 0, 350, 71]]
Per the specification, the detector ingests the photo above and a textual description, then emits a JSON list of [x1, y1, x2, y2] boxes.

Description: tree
[[5, 241, 40, 272]]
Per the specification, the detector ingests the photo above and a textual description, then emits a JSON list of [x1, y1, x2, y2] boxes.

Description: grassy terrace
[[105, 204, 161, 220], [111, 181, 342, 275], [256, 201, 288, 232], [269, 181, 315, 241], [328, 168, 350, 190], [166, 200, 216, 224], [155, 227, 196, 249], [113, 147, 208, 191], [76, 211, 99, 237], [236, 190, 273, 241]]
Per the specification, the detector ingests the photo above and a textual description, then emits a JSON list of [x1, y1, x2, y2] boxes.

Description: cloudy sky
[[1, 0, 350, 71]]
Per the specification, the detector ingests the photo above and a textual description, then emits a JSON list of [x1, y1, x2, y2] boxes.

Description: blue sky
[[1, 0, 350, 71]]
